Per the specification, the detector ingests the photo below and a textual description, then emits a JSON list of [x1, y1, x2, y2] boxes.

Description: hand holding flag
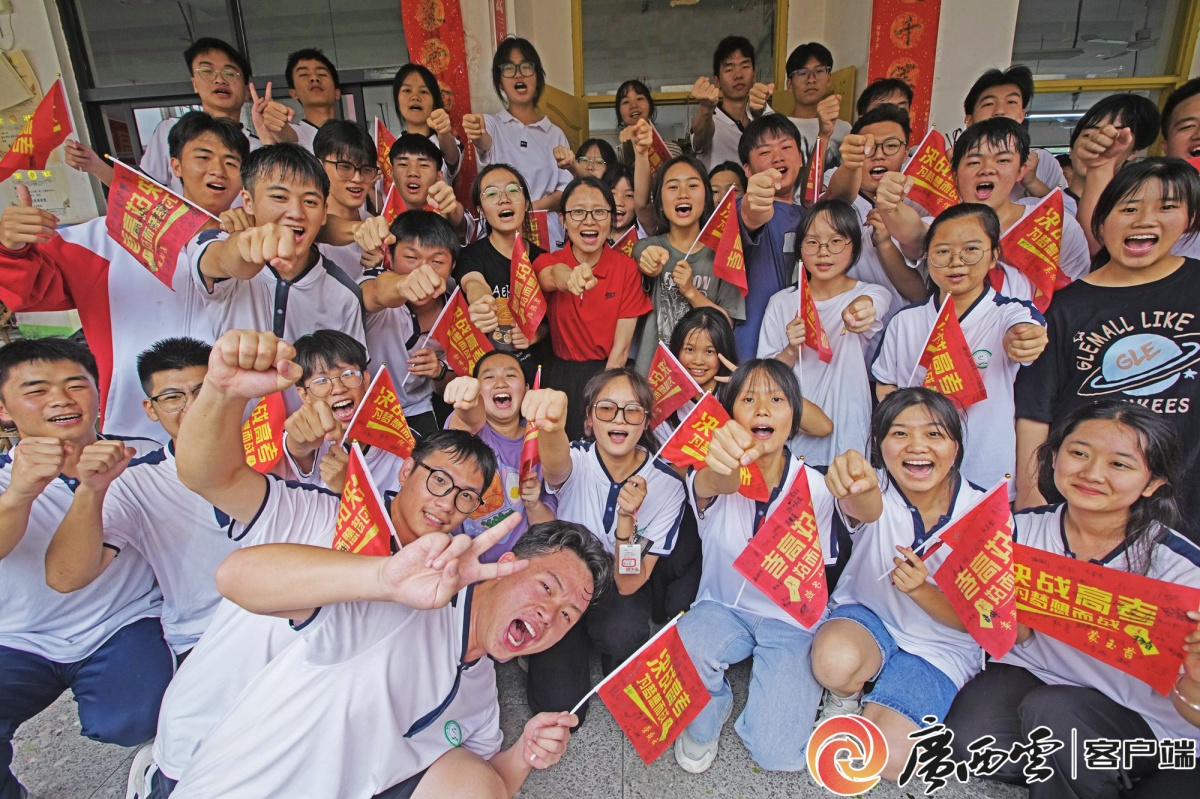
[[612, 225, 640, 258], [380, 183, 406, 225], [901, 129, 960, 216], [340, 366, 417, 458], [657, 393, 770, 501], [798, 266, 833, 363], [519, 367, 543, 483]]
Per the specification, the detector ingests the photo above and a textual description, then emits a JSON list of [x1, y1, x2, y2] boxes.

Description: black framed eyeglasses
[[413, 460, 484, 514], [592, 401, 647, 425], [323, 160, 380, 181], [874, 137, 907, 157], [499, 61, 537, 78], [303, 369, 364, 397], [565, 208, 611, 223], [149, 384, 203, 414]]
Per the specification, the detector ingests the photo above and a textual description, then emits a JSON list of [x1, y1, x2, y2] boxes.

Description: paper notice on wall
[[0, 51, 73, 219]]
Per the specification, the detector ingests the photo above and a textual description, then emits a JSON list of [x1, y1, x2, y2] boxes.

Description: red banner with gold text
[[332, 443, 396, 556], [340, 366, 416, 459], [241, 393, 285, 473], [867, 0, 942, 140], [658, 393, 769, 501]]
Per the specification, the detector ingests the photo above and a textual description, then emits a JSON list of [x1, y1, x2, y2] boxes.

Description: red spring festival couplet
[[918, 295, 987, 408], [732, 468, 829, 627], [332, 443, 396, 557], [375, 118, 396, 195], [1013, 543, 1200, 695], [697, 187, 748, 297], [659, 393, 769, 501], [509, 233, 547, 342], [241, 392, 285, 473], [999, 189, 1069, 312], [867, 0, 942, 140], [106, 162, 211, 288], [929, 481, 1018, 658], [596, 623, 709, 764], [341, 366, 417, 459], [0, 79, 72, 182], [902, 128, 960, 216]]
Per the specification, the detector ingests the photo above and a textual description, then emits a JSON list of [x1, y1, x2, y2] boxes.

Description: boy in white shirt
[[282, 48, 341, 150], [314, 120, 381, 281], [784, 42, 850, 168], [689, 35, 775, 172]]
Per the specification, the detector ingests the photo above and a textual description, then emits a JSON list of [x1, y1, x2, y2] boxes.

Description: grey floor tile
[[10, 694, 136, 799]]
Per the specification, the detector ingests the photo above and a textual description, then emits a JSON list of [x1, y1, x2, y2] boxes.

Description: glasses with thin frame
[[481, 183, 524, 203], [801, 236, 850, 256], [576, 156, 607, 168], [413, 460, 484, 514], [323, 160, 380, 181], [928, 245, 988, 269], [789, 66, 831, 81], [194, 66, 243, 83], [303, 369, 364, 397], [592, 401, 647, 425], [565, 208, 611, 223], [499, 61, 537, 78], [149, 384, 203, 414]]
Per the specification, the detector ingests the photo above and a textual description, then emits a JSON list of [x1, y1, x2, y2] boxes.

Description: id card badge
[[618, 542, 641, 575]]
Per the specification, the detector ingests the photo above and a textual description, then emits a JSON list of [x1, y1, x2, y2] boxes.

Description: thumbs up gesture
[[1, 184, 59, 251], [250, 82, 295, 138]]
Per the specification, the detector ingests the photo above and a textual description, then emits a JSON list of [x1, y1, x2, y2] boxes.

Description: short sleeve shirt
[[736, 197, 805, 360]]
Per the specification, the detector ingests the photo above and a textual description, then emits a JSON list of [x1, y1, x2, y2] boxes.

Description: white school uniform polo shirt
[[846, 192, 921, 328], [1174, 233, 1200, 260], [1002, 504, 1200, 744], [759, 281, 892, 467], [141, 117, 261, 194], [281, 437, 405, 493], [288, 119, 322, 153], [153, 473, 342, 780], [172, 586, 501, 799], [694, 105, 773, 173], [190, 229, 366, 347], [871, 287, 1043, 493], [688, 452, 839, 629], [101, 442, 239, 654], [0, 436, 162, 662], [358, 268, 436, 418], [478, 109, 572, 248], [830, 475, 987, 688], [550, 441, 686, 557]]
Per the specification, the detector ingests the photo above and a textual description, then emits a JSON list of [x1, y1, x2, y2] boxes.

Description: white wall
[[510, 0, 575, 94], [929, 0, 1021, 136]]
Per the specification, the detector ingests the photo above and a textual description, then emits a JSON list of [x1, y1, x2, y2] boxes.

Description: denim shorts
[[827, 603, 959, 726]]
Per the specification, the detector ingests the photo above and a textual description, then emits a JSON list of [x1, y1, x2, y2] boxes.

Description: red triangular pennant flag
[[902, 128, 960, 216], [340, 366, 416, 459], [646, 124, 673, 181], [928, 481, 1017, 659], [647, 342, 701, 429], [1000, 188, 1068, 312], [1187, 156, 1200, 173], [658, 393, 769, 501], [695, 186, 747, 297], [613, 225, 640, 258], [1014, 542, 1200, 694], [593, 619, 709, 764], [509, 233, 547, 341], [519, 367, 542, 483], [799, 265, 833, 363], [732, 467, 829, 626], [0, 79, 72, 182], [803, 136, 823, 206], [241, 392, 286, 473], [375, 118, 396, 196], [332, 443, 396, 556], [429, 287, 495, 377], [522, 209, 550, 251], [105, 161, 215, 289], [917, 295, 987, 408], [380, 182, 407, 225]]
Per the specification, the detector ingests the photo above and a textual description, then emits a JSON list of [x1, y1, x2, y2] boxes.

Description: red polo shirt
[[532, 244, 652, 361]]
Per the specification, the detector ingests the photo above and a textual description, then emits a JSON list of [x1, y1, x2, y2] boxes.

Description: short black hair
[[1069, 93, 1161, 152], [470, 349, 526, 381], [392, 63, 445, 118], [799, 198, 863, 267], [242, 143, 330, 198], [963, 65, 1034, 118], [412, 428, 499, 495], [856, 78, 914, 117], [786, 42, 833, 75], [652, 155, 714, 235], [713, 35, 755, 76], [603, 162, 635, 196], [738, 114, 803, 165], [924, 202, 1003, 258], [669, 307, 738, 383], [184, 37, 251, 81], [708, 161, 748, 193], [285, 48, 340, 90], [851, 103, 911, 141], [293, 329, 369, 385], [167, 111, 250, 162], [716, 359, 804, 440], [1090, 158, 1200, 267], [493, 37, 546, 105], [952, 116, 1030, 172], [389, 209, 461, 262], [0, 337, 99, 400], [576, 138, 617, 167], [869, 387, 965, 472], [313, 119, 374, 166], [389, 132, 444, 173], [615, 79, 656, 128], [136, 338, 211, 395], [560, 175, 617, 217], [512, 520, 614, 607], [470, 163, 533, 209], [1162, 78, 1200, 139]]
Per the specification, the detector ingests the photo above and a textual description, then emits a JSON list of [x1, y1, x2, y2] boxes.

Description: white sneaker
[[124, 742, 156, 799], [673, 701, 732, 774], [814, 689, 863, 727]]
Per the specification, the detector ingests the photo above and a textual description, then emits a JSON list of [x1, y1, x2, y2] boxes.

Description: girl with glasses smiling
[[522, 367, 686, 724]]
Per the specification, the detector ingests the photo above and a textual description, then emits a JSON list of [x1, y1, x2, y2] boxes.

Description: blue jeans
[[0, 618, 174, 799], [676, 600, 822, 771]]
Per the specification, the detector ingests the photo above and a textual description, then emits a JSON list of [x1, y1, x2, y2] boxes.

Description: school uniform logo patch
[[973, 349, 991, 370], [444, 720, 463, 747]]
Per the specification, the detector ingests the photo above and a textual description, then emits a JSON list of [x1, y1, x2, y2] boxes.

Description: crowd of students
[[0, 28, 1199, 799]]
